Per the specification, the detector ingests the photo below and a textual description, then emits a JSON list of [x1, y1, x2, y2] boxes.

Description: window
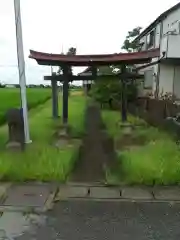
[[144, 69, 153, 89], [147, 30, 155, 48]]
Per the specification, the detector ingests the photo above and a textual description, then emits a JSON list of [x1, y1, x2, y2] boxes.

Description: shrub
[[90, 78, 138, 108]]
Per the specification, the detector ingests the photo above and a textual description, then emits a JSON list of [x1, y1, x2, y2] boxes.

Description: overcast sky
[[0, 0, 179, 84]]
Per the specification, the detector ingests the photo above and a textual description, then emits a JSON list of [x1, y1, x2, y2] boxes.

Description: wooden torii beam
[[45, 70, 144, 121], [44, 72, 144, 81]]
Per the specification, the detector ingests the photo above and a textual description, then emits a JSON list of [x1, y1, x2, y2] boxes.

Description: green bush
[[90, 78, 137, 107]]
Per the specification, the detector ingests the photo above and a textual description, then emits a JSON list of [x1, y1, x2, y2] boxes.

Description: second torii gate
[[29, 48, 160, 124]]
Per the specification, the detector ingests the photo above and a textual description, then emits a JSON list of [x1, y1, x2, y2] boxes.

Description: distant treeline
[[0, 83, 82, 89]]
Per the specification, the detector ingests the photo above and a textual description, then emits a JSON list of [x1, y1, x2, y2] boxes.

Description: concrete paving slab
[[57, 186, 88, 199], [154, 187, 180, 201], [2, 185, 51, 208], [0, 212, 29, 239], [67, 182, 104, 187], [0, 184, 10, 203], [0, 212, 47, 239], [90, 187, 120, 199], [121, 187, 153, 200]]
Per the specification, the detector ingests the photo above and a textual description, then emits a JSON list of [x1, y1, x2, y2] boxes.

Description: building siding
[[173, 66, 180, 99], [137, 6, 180, 99], [155, 23, 161, 48], [166, 35, 180, 58], [162, 8, 180, 35], [159, 64, 174, 96]]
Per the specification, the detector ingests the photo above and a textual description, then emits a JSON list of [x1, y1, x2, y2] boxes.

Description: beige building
[[135, 3, 180, 99]]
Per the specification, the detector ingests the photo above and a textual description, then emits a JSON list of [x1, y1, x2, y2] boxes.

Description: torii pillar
[[51, 72, 59, 119], [62, 66, 69, 125]]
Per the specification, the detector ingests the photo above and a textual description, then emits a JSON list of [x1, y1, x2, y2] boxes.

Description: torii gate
[[29, 48, 160, 124]]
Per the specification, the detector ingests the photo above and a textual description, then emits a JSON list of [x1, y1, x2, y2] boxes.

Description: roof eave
[[133, 18, 163, 42]]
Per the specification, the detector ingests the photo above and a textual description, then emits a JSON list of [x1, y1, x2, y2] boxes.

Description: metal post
[[14, 0, 31, 143], [121, 65, 127, 122], [51, 74, 59, 118]]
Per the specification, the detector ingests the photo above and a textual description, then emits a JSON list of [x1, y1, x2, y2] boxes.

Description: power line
[[0, 64, 45, 67], [0, 65, 18, 67]]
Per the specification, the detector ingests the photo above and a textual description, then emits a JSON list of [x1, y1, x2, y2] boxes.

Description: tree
[[121, 26, 142, 52], [67, 47, 76, 56], [57, 47, 77, 76], [66, 47, 76, 76], [90, 66, 138, 109]]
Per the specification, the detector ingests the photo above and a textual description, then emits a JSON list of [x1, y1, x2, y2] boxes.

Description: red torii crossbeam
[[29, 48, 160, 123], [29, 48, 160, 66]]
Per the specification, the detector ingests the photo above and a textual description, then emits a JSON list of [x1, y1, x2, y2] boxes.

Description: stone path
[[55, 183, 180, 202], [0, 183, 55, 239], [1, 183, 180, 213], [1, 183, 180, 239], [0, 183, 55, 213], [72, 103, 115, 182]]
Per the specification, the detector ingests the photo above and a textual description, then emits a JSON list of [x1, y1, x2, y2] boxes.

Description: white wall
[[138, 59, 159, 96], [158, 64, 174, 96], [165, 35, 180, 58], [138, 24, 161, 95], [138, 63, 178, 98], [160, 8, 180, 58], [159, 9, 180, 98], [162, 8, 180, 35], [173, 65, 180, 99], [137, 8, 180, 98], [141, 8, 180, 58], [155, 23, 161, 48]]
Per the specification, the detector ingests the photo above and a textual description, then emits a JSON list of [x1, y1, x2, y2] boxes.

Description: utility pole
[[14, 0, 31, 143]]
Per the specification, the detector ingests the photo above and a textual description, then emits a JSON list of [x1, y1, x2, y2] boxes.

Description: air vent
[[168, 21, 180, 35]]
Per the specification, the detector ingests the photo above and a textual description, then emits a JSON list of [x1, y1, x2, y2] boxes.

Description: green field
[[0, 92, 86, 182], [0, 88, 51, 124]]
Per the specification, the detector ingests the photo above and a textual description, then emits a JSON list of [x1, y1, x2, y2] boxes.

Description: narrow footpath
[[72, 102, 115, 182]]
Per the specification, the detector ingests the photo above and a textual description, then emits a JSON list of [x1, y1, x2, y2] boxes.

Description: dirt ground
[[72, 103, 116, 182]]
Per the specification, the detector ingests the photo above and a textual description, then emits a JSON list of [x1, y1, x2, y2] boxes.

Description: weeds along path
[[72, 102, 116, 182]]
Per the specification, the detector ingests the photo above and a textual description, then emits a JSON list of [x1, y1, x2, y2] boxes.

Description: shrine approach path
[[72, 102, 115, 182]]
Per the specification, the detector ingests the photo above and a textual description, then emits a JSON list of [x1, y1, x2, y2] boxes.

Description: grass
[[0, 92, 86, 182], [102, 109, 180, 185], [0, 88, 51, 125]]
